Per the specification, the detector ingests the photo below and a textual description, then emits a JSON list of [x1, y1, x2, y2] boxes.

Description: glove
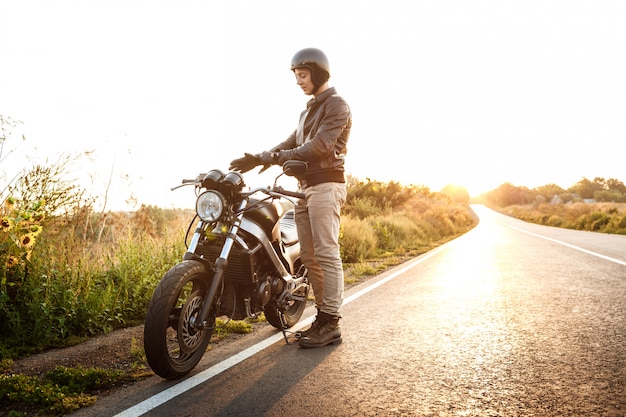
[[257, 151, 279, 165], [256, 151, 279, 173], [229, 153, 261, 173]]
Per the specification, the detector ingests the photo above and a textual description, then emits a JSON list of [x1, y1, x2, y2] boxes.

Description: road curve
[[76, 205, 626, 417]]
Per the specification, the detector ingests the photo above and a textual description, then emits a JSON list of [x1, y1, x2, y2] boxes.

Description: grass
[[0, 243, 450, 416], [0, 366, 122, 416], [0, 318, 261, 416], [0, 180, 478, 415], [499, 202, 626, 234]]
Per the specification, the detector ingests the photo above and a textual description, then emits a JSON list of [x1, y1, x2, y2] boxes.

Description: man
[[229, 47, 351, 348]]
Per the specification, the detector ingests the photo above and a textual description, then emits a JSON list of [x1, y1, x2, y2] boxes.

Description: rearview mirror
[[282, 160, 308, 177]]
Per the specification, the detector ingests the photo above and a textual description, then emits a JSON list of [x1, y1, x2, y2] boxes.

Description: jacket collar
[[306, 87, 336, 109]]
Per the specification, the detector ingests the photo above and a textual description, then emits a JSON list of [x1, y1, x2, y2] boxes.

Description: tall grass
[[0, 208, 189, 359], [340, 178, 476, 263], [500, 202, 626, 234], [1, 182, 476, 359]]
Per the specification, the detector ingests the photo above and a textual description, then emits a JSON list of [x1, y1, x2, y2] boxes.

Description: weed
[[129, 337, 146, 363], [0, 359, 12, 373], [0, 366, 122, 415], [1, 179, 477, 359], [501, 202, 626, 234]]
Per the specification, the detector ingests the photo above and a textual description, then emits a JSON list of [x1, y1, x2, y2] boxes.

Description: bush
[[0, 163, 477, 358], [0, 220, 187, 359], [500, 202, 626, 235], [370, 213, 425, 253], [340, 216, 378, 263], [547, 215, 563, 227], [0, 366, 122, 414]]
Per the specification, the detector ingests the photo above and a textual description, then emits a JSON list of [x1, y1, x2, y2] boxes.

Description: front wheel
[[144, 260, 214, 379]]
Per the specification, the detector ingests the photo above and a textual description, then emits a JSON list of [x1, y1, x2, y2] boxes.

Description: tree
[[487, 183, 533, 207], [606, 178, 626, 194], [8, 154, 88, 218], [569, 177, 604, 199], [534, 183, 566, 201], [440, 184, 470, 204]]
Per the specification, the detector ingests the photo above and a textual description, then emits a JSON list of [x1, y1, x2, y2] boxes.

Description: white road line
[[504, 223, 626, 267], [114, 331, 290, 417], [115, 247, 445, 417]]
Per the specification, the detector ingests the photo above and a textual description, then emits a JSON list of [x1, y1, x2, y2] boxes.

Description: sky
[[1, 1, 625, 210]]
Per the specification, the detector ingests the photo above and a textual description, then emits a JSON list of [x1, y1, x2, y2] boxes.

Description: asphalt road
[[76, 205, 626, 417]]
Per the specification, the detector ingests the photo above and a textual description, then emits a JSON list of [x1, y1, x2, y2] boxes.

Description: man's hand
[[229, 153, 261, 173], [256, 151, 279, 173]]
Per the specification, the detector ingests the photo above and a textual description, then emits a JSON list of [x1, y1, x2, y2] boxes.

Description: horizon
[[1, 1, 624, 211]]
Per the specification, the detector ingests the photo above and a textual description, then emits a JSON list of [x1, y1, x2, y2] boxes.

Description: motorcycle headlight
[[196, 190, 225, 222]]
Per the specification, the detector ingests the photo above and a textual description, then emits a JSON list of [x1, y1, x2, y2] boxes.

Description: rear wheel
[[144, 260, 214, 380], [265, 283, 309, 329]]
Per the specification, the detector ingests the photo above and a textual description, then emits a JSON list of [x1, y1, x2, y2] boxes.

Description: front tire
[[144, 260, 214, 379]]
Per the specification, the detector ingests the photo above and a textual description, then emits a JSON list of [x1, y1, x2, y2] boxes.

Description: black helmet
[[290, 48, 330, 88]]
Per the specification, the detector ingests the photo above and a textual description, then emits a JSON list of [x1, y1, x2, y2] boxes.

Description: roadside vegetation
[[0, 171, 475, 361], [1, 115, 476, 415], [0, 363, 125, 415], [474, 177, 626, 234]]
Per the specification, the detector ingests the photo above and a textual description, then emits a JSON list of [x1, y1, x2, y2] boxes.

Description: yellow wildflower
[[5, 255, 19, 268], [20, 233, 36, 250], [1, 217, 11, 232], [30, 224, 43, 235]]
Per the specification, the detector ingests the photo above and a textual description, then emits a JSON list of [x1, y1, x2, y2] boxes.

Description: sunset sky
[[1, 1, 624, 210]]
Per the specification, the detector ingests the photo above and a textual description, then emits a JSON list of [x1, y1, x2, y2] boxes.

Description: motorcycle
[[144, 162, 309, 379]]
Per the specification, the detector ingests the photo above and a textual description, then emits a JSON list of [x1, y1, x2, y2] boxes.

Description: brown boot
[[299, 312, 341, 349], [295, 309, 320, 339]]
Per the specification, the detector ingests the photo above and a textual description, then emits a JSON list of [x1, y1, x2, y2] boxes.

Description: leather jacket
[[271, 87, 351, 186]]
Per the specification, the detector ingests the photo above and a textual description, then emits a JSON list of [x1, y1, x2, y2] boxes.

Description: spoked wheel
[[144, 260, 214, 380]]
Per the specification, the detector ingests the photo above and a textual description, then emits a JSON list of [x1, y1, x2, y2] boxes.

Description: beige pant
[[295, 182, 347, 316]]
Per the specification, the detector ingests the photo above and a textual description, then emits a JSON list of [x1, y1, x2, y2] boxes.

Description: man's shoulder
[[319, 88, 347, 104], [325, 91, 350, 112]]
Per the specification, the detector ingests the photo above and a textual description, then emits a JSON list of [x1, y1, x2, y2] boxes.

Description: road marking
[[504, 223, 626, 267], [114, 247, 445, 417], [114, 331, 289, 417]]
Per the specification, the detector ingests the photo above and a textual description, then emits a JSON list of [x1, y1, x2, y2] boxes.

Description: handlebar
[[246, 185, 304, 201], [171, 179, 199, 191], [270, 186, 305, 200], [172, 179, 304, 200]]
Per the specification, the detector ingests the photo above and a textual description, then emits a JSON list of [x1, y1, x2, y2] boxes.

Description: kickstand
[[278, 310, 299, 345], [281, 328, 299, 345]]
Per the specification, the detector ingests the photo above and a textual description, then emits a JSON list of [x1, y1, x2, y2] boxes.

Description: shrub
[[0, 366, 122, 414], [547, 215, 563, 227], [0, 159, 478, 358], [339, 216, 378, 263], [500, 202, 626, 235], [370, 213, 425, 253]]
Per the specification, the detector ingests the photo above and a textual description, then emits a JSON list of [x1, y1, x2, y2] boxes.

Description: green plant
[[339, 216, 378, 262], [0, 164, 478, 360], [213, 318, 253, 339], [130, 337, 146, 363], [1, 197, 45, 280], [500, 202, 626, 235], [45, 366, 122, 393], [0, 365, 122, 415]]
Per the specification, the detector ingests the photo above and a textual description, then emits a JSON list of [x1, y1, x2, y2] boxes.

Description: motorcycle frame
[[185, 194, 308, 331]]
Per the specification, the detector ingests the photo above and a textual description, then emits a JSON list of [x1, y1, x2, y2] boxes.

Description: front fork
[[189, 199, 248, 330]]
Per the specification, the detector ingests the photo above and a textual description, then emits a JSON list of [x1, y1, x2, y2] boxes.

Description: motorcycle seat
[[280, 210, 298, 246]]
